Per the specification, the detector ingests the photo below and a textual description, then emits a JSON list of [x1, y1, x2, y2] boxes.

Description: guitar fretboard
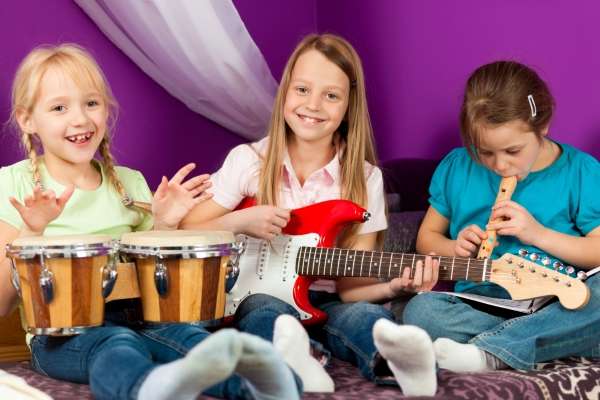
[[295, 246, 491, 282]]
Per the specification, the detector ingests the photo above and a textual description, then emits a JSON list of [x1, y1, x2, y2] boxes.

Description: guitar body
[[226, 199, 369, 325]]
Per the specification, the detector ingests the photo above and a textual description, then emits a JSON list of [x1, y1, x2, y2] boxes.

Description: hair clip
[[527, 94, 537, 118]]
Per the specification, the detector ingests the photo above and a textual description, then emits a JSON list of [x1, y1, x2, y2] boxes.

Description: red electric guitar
[[225, 200, 591, 325]]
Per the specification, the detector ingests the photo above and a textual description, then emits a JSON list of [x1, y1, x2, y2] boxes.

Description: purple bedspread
[[2, 356, 599, 399]]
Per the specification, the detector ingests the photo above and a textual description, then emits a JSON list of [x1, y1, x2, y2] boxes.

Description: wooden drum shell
[[135, 255, 228, 323], [13, 255, 106, 334]]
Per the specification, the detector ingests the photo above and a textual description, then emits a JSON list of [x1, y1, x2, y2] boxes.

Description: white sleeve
[[209, 144, 260, 210], [358, 166, 388, 234]]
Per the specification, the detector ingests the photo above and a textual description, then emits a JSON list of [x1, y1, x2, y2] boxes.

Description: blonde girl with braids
[[0, 44, 301, 400], [182, 33, 439, 391]]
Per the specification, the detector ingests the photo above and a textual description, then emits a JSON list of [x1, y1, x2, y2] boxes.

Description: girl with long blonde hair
[[182, 33, 439, 390]]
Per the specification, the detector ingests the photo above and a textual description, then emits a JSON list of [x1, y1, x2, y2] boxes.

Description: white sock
[[372, 319, 437, 396], [234, 332, 301, 400], [433, 338, 491, 372], [137, 329, 242, 400], [273, 314, 334, 393]]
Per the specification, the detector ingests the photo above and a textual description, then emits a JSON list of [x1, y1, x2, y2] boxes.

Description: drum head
[[7, 234, 115, 258], [119, 230, 235, 257], [11, 234, 113, 247], [120, 230, 234, 247]]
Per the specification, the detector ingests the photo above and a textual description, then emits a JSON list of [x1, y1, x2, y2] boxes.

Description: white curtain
[[75, 0, 278, 140]]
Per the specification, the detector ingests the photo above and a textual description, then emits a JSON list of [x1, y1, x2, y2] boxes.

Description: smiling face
[[19, 67, 107, 168], [283, 49, 350, 146], [476, 119, 547, 180]]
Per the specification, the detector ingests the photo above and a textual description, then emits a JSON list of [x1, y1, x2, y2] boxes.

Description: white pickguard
[[225, 233, 320, 320]]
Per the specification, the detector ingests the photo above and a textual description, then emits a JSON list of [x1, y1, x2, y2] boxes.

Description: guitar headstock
[[490, 253, 590, 310]]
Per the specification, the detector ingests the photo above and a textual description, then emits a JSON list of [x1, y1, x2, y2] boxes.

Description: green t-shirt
[[0, 159, 153, 236]]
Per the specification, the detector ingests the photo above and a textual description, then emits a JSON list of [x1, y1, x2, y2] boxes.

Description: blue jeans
[[403, 274, 600, 370], [234, 291, 395, 382], [29, 300, 265, 400]]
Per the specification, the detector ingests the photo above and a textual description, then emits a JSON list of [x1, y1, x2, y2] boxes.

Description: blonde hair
[[258, 34, 382, 247], [9, 43, 131, 204]]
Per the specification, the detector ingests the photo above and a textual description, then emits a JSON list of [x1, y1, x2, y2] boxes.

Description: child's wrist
[[153, 221, 178, 231], [20, 225, 44, 237]]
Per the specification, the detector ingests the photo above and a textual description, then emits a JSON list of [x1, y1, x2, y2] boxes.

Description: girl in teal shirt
[[372, 61, 600, 396]]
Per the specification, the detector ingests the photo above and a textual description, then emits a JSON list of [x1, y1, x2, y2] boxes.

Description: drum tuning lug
[[577, 271, 588, 280], [9, 258, 22, 297], [102, 248, 119, 298], [154, 258, 169, 297], [226, 264, 240, 279], [39, 269, 55, 304], [518, 249, 528, 256], [39, 252, 55, 304]]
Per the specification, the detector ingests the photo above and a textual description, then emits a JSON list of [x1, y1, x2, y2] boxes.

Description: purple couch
[[2, 158, 599, 399]]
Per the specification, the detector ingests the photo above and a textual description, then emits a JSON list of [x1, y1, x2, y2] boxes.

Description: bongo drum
[[119, 230, 234, 324], [6, 235, 118, 335]]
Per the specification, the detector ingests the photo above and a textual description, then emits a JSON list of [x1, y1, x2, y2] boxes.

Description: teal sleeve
[[428, 149, 462, 219], [575, 154, 600, 235]]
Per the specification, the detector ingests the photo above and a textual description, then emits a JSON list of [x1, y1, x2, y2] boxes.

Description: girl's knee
[[403, 292, 452, 327], [237, 294, 299, 319]]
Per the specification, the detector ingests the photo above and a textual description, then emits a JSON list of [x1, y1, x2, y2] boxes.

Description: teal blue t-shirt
[[429, 143, 600, 297]]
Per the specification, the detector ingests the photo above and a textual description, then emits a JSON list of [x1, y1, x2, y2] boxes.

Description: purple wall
[[317, 0, 600, 161], [3, 0, 598, 190], [0, 0, 243, 188]]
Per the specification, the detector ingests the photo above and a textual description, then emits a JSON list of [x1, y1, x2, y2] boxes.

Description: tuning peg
[[529, 253, 539, 261], [518, 249, 528, 256], [553, 261, 563, 270], [541, 257, 551, 266]]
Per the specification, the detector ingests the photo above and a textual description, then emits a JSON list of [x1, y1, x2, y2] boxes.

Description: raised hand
[[388, 254, 440, 295], [454, 224, 487, 257], [152, 163, 213, 230], [9, 184, 74, 235], [235, 205, 291, 240], [487, 200, 544, 246]]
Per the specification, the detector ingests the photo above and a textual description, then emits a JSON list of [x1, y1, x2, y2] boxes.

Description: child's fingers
[[57, 185, 75, 208], [181, 174, 211, 190], [464, 230, 483, 245], [275, 208, 291, 221], [192, 192, 213, 205], [154, 176, 169, 199], [9, 197, 25, 214], [24, 196, 34, 208], [170, 163, 196, 185]]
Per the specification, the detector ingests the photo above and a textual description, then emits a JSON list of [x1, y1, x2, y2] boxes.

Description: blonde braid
[[98, 138, 151, 213], [21, 132, 42, 188]]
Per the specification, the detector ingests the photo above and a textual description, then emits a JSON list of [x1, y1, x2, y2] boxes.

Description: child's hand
[[152, 163, 213, 230], [487, 200, 544, 246], [9, 184, 74, 235], [455, 224, 487, 257], [388, 253, 440, 295], [236, 206, 290, 240]]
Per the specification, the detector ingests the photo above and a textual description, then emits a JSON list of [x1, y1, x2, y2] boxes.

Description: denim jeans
[[29, 300, 262, 400], [234, 291, 396, 382], [403, 274, 600, 370]]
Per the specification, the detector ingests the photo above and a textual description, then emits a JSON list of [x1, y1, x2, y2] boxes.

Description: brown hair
[[257, 33, 382, 247], [459, 61, 555, 159], [9, 43, 133, 206]]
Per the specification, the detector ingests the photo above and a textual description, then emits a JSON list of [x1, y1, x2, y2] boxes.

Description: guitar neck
[[295, 247, 491, 282]]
